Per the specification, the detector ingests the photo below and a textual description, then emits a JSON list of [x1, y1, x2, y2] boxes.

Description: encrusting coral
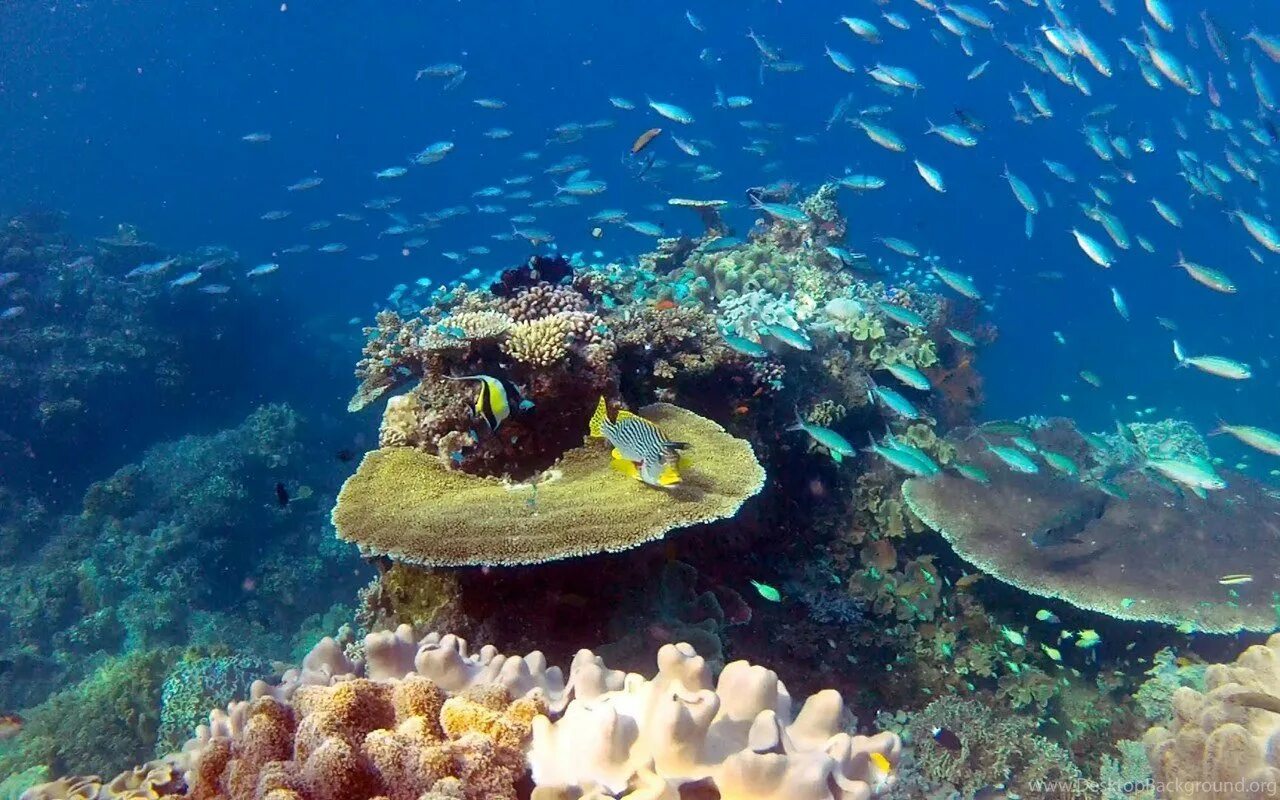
[[23, 626, 902, 800], [1144, 633, 1280, 798], [332, 403, 766, 567]]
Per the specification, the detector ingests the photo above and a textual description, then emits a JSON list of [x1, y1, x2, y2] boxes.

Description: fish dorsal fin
[[588, 396, 610, 438], [615, 408, 644, 424]]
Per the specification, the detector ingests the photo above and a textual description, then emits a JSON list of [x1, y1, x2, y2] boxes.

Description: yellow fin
[[588, 396, 609, 438], [611, 448, 624, 460], [657, 464, 682, 486], [870, 752, 891, 773], [610, 457, 640, 479], [615, 408, 642, 423]]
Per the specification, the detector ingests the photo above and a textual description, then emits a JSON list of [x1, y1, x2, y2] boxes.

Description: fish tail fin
[[1208, 418, 1228, 436], [786, 406, 805, 432], [552, 182, 564, 195], [1172, 339, 1187, 364], [657, 463, 682, 486], [588, 396, 609, 438]]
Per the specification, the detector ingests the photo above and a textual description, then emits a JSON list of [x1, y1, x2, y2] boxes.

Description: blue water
[[5, 0, 1275, 458]]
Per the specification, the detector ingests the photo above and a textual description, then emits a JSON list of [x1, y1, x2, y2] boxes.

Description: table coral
[[904, 418, 1280, 632], [332, 403, 766, 567]]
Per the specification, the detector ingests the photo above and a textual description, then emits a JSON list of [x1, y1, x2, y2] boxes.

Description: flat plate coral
[[332, 403, 765, 567], [903, 424, 1280, 633]]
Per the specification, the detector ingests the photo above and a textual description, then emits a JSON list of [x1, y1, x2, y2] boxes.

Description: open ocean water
[[2, 1, 1280, 798]]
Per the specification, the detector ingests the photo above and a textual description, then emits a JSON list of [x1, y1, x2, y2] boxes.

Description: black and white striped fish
[[588, 396, 687, 487]]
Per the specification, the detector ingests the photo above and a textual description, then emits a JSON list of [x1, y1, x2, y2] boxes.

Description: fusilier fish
[[1173, 341, 1251, 380], [789, 412, 856, 463]]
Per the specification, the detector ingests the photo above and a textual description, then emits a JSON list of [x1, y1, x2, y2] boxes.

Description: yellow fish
[[446, 374, 512, 430], [589, 397, 687, 487]]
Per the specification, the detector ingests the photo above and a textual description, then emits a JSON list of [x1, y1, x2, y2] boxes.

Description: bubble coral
[[332, 403, 766, 567]]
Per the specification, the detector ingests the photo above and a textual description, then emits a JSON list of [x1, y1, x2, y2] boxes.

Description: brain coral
[[901, 419, 1280, 633], [1145, 634, 1280, 799], [24, 626, 901, 800], [331, 403, 766, 566]]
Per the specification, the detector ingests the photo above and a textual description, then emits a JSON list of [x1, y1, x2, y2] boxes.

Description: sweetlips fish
[[589, 396, 687, 488]]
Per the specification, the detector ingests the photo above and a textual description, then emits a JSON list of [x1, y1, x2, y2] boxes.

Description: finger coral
[[332, 403, 766, 566], [1144, 634, 1280, 799]]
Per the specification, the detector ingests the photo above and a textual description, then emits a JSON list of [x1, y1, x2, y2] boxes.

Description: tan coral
[[502, 284, 588, 322], [29, 628, 900, 800], [331, 403, 766, 567], [502, 315, 572, 367], [528, 642, 901, 800], [438, 311, 513, 340], [1145, 633, 1280, 798]]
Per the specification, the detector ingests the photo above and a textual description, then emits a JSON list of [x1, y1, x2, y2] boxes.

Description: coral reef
[[902, 695, 1083, 797], [530, 640, 901, 799], [0, 648, 177, 780], [1145, 633, 1280, 798], [902, 418, 1280, 632], [333, 404, 766, 566], [25, 627, 902, 800], [0, 405, 364, 732], [156, 654, 277, 753]]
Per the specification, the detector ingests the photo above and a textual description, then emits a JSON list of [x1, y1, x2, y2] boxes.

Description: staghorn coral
[[1144, 633, 1280, 798], [501, 311, 610, 368], [332, 403, 766, 566]]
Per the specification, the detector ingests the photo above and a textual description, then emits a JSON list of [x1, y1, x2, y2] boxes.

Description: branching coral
[[906, 695, 1083, 797]]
